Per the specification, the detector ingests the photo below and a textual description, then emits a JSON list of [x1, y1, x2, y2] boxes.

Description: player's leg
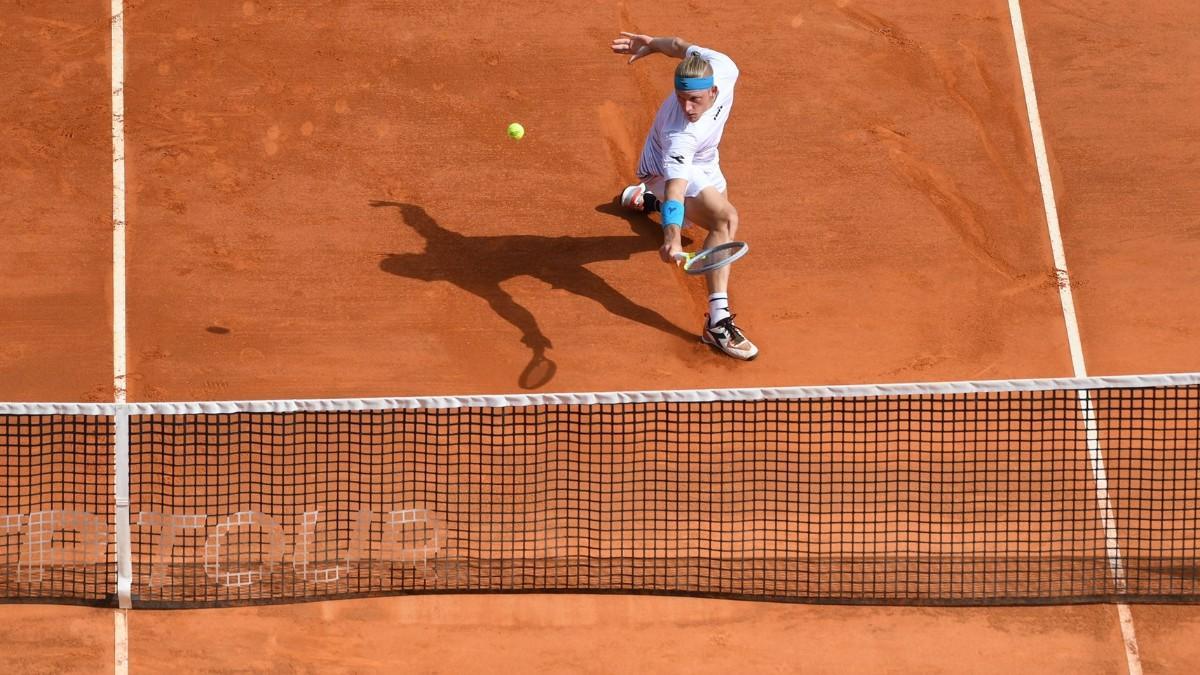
[[681, 186, 737, 294], [623, 166, 756, 359], [680, 179, 757, 360]]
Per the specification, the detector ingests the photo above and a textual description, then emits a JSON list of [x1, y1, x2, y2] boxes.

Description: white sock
[[708, 292, 731, 326]]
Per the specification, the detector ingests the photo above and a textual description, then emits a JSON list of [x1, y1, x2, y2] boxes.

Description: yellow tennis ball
[[507, 122, 525, 140]]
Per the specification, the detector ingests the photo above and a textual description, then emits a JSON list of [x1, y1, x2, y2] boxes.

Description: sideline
[[1005, 2, 1142, 674], [111, 0, 129, 672]]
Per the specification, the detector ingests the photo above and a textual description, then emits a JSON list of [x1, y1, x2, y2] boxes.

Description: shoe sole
[[620, 183, 645, 210]]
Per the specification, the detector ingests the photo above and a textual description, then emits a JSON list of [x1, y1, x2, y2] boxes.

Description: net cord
[[1, 371, 1198, 416], [114, 410, 132, 608]]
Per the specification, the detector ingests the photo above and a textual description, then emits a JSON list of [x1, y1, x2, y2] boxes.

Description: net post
[[114, 408, 132, 609]]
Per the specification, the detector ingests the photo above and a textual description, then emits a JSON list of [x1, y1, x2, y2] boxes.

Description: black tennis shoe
[[620, 183, 646, 211], [701, 314, 759, 361], [619, 183, 660, 213]]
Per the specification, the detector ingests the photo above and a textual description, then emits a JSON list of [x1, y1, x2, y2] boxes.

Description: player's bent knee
[[713, 208, 738, 240]]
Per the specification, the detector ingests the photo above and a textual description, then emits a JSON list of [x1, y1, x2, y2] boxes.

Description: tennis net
[[2, 373, 1198, 608]]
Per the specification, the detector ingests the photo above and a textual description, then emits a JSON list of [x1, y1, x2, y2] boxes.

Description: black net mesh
[[2, 384, 1198, 607], [0, 415, 115, 605]]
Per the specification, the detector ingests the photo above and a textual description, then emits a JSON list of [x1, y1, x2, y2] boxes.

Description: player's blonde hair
[[675, 53, 714, 82]]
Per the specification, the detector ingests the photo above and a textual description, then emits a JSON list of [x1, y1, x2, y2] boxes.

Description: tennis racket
[[673, 241, 749, 275]]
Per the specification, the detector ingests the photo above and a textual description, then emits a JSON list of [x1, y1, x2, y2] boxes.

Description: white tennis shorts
[[640, 163, 728, 199]]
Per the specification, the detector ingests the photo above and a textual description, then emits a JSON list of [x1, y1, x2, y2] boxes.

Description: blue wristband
[[662, 199, 684, 228]]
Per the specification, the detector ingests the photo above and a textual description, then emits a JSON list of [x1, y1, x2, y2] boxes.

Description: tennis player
[[611, 32, 758, 361]]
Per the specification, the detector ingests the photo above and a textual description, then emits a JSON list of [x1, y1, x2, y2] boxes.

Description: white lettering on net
[[381, 509, 444, 565], [137, 512, 207, 587], [17, 510, 107, 582], [1, 513, 22, 571], [292, 509, 371, 583], [203, 511, 286, 587], [0, 515, 21, 581]]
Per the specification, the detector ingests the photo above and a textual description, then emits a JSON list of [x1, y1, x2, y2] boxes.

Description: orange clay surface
[[2, 0, 1199, 672], [1020, 0, 1200, 376], [120, 0, 1079, 401], [1019, 1, 1200, 670], [0, 1, 113, 402]]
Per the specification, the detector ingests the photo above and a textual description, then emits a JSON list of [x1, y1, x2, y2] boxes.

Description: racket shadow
[[371, 201, 694, 389]]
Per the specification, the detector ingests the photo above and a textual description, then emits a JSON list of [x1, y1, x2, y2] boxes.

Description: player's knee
[[714, 207, 738, 239]]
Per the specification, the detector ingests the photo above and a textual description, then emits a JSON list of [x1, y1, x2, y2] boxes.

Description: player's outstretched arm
[[657, 178, 688, 263], [610, 33, 692, 63]]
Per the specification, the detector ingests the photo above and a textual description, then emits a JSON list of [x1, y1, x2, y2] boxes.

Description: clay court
[[3, 0, 1200, 672]]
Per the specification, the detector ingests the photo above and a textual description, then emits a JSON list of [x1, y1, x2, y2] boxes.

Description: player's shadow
[[372, 200, 693, 389]]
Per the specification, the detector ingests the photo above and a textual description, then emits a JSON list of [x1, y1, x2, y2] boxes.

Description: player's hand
[[611, 32, 653, 64], [659, 236, 683, 264]]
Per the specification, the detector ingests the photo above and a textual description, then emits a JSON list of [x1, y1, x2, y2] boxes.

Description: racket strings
[[683, 241, 749, 274]]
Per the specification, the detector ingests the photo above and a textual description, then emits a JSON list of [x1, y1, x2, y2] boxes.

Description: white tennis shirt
[[636, 45, 739, 181]]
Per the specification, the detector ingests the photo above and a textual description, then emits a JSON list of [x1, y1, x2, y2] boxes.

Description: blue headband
[[675, 75, 714, 91]]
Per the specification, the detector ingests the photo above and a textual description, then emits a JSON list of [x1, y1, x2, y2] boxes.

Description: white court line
[[115, 610, 129, 675], [111, 0, 127, 405], [112, 0, 129, 673], [1006, 2, 1142, 674]]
